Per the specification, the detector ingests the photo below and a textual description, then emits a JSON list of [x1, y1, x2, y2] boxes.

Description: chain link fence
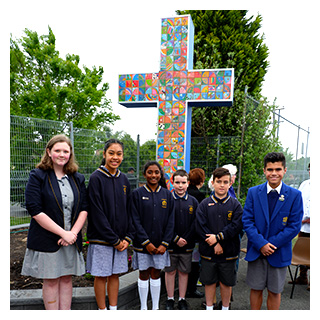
[[10, 111, 310, 227], [10, 115, 155, 226]]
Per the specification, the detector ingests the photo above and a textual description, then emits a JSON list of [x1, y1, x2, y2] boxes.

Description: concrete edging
[[10, 270, 141, 310]]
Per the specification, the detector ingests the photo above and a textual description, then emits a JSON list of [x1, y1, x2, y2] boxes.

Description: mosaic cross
[[118, 15, 234, 189]]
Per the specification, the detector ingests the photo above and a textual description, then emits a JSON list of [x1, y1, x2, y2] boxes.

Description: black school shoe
[[166, 299, 174, 310], [178, 299, 188, 310], [186, 290, 204, 298]]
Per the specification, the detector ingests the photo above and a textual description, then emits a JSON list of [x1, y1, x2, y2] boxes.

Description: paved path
[[134, 235, 310, 310]]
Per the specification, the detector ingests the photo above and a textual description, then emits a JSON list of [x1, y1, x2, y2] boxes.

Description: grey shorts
[[200, 259, 237, 287], [246, 258, 287, 293], [164, 253, 192, 273]]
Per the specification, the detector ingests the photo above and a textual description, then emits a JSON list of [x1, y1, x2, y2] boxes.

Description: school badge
[[189, 206, 194, 214], [161, 199, 167, 208], [282, 216, 288, 226], [227, 211, 233, 220], [123, 185, 127, 195]]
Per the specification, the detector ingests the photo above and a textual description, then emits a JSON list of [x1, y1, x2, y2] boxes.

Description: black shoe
[[178, 299, 188, 310], [166, 299, 174, 310], [186, 290, 205, 298]]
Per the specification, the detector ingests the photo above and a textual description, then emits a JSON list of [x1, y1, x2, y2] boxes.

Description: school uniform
[[242, 181, 303, 292], [21, 168, 88, 279], [196, 193, 243, 286], [86, 166, 134, 277], [168, 191, 198, 254], [131, 184, 175, 270], [165, 191, 198, 274], [196, 193, 243, 262], [186, 185, 204, 295]]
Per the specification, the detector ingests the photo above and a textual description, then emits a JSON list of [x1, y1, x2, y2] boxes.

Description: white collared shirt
[[267, 181, 282, 194]]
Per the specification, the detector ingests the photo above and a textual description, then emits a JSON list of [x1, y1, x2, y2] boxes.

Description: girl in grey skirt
[[21, 135, 88, 310], [86, 139, 134, 310]]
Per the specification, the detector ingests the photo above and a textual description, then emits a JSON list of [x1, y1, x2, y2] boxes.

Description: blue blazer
[[242, 182, 303, 267], [25, 168, 88, 252]]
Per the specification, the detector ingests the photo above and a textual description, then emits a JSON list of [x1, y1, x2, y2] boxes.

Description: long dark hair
[[143, 161, 167, 189], [100, 139, 124, 166]]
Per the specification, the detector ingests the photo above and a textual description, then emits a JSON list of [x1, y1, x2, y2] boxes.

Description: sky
[[4, 0, 318, 157]]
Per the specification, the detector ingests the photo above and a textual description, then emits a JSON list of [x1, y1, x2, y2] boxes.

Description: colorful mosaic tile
[[119, 15, 234, 189]]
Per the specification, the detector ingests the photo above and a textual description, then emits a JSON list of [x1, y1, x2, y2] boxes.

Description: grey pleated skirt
[[21, 245, 85, 279], [86, 244, 128, 277], [132, 251, 170, 271]]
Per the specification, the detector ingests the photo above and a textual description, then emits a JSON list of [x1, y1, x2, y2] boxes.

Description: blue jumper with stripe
[[168, 191, 198, 254], [196, 193, 243, 262], [131, 184, 175, 254], [87, 166, 134, 247]]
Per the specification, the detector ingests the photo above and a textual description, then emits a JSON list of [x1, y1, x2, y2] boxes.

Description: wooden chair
[[287, 236, 310, 299]]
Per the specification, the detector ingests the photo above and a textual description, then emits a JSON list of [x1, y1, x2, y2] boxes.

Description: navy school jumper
[[131, 184, 175, 254], [87, 166, 134, 246], [168, 191, 199, 254], [196, 193, 243, 262]]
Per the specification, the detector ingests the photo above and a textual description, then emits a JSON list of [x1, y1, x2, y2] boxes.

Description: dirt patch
[[10, 227, 133, 290]]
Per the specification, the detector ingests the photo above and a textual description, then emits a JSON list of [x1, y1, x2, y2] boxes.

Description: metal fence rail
[[10, 113, 310, 227]]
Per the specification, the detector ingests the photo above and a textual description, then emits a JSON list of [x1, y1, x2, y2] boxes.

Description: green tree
[[177, 10, 280, 200], [10, 27, 119, 130]]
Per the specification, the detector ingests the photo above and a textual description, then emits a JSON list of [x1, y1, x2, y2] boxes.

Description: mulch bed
[[10, 227, 133, 290]]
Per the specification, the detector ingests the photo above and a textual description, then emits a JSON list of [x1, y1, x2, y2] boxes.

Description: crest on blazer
[[123, 185, 127, 195], [282, 216, 288, 225], [189, 205, 194, 214], [161, 199, 167, 208]]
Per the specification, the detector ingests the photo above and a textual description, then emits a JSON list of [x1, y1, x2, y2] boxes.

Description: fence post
[[216, 134, 220, 168], [295, 125, 300, 171], [136, 134, 140, 189], [69, 121, 74, 151], [303, 127, 310, 181], [237, 86, 248, 198]]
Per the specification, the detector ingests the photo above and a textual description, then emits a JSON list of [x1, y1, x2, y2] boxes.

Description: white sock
[[206, 305, 213, 310], [109, 305, 117, 310], [167, 296, 174, 300], [179, 297, 185, 301], [98, 307, 107, 310], [138, 278, 149, 310], [222, 305, 229, 310], [150, 278, 161, 310]]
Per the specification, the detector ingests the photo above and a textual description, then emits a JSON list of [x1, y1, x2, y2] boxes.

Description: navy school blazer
[[242, 182, 303, 268], [25, 168, 88, 252]]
